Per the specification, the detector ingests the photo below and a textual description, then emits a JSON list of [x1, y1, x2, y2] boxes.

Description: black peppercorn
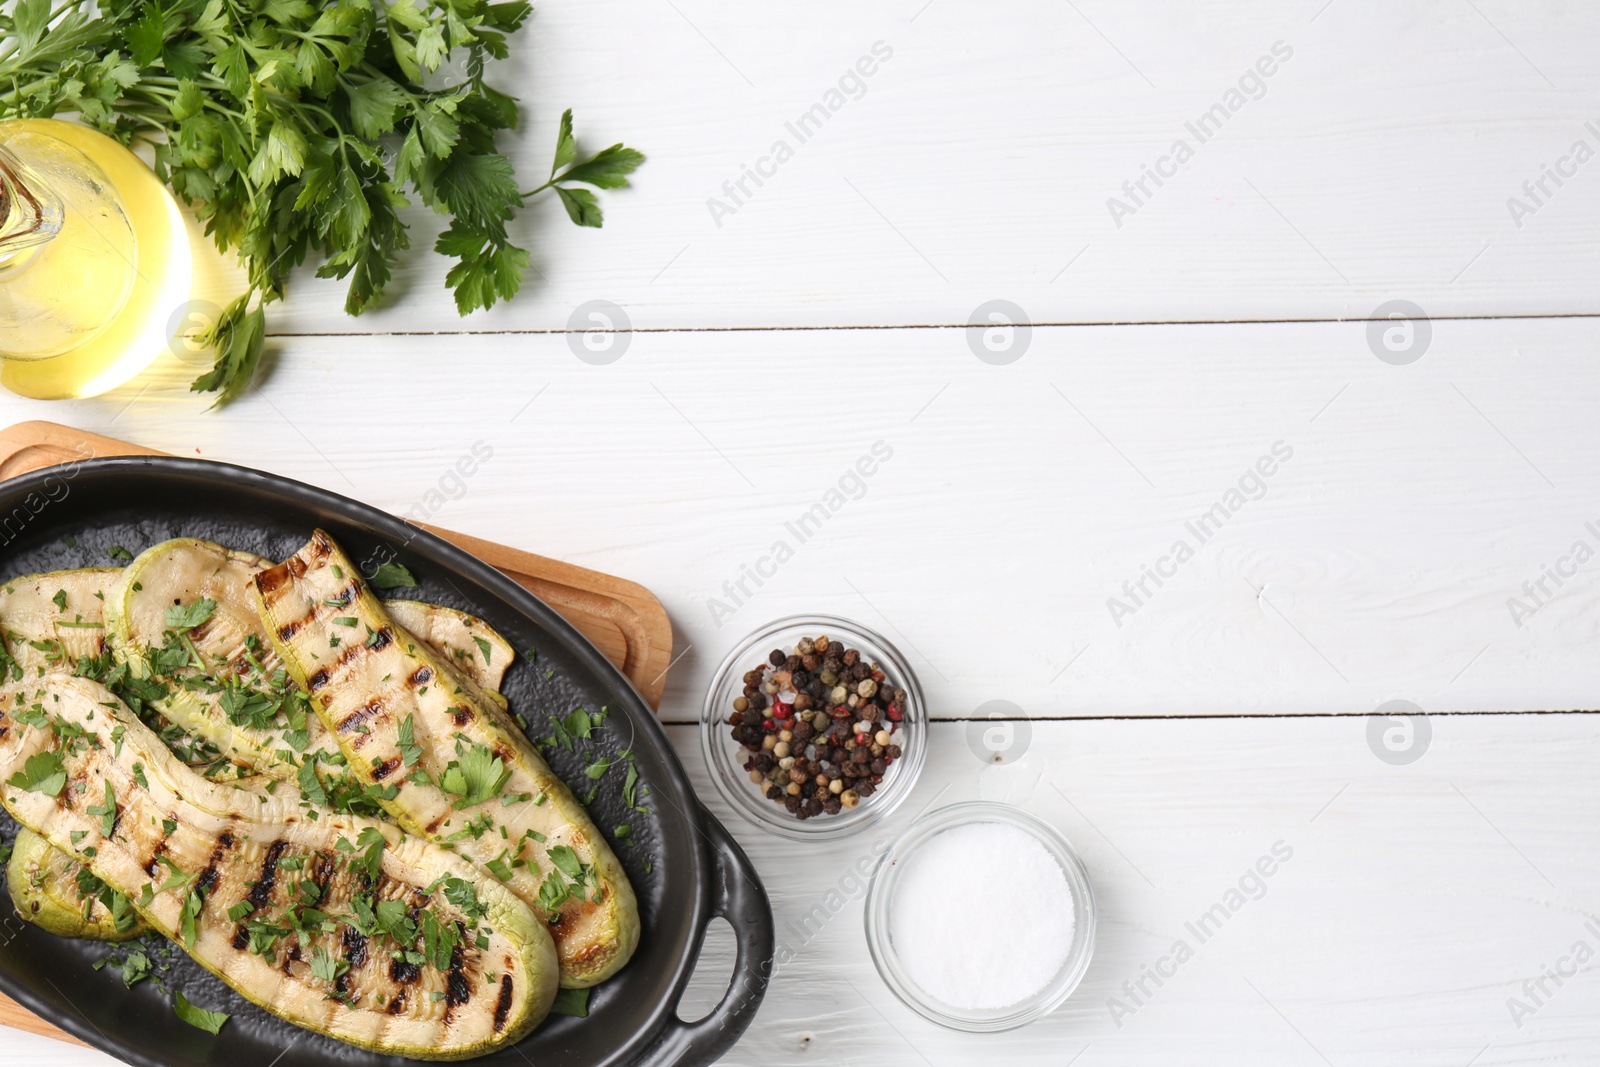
[[730, 635, 910, 824]]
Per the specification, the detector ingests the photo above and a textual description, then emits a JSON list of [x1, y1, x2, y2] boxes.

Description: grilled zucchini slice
[[255, 531, 640, 988], [105, 540, 516, 779], [0, 675, 558, 1059], [7, 826, 144, 940], [0, 568, 120, 676], [385, 602, 513, 699]]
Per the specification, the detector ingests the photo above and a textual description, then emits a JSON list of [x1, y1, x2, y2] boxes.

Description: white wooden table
[[3, 1, 1599, 1063]]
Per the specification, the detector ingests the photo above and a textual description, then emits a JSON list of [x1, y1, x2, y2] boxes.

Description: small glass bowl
[[700, 614, 926, 841], [864, 802, 1097, 1032]]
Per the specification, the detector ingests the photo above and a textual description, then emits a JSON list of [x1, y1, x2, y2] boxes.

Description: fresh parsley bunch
[[0, 0, 644, 403]]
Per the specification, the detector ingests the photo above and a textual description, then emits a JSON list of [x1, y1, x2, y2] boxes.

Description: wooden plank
[[22, 317, 1600, 719], [676, 716, 1600, 1065], [0, 421, 673, 709], [13, 715, 1596, 1063], [0, 1002, 87, 1049], [244, 0, 1600, 335]]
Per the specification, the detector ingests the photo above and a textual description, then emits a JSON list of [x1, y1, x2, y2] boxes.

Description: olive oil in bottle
[[0, 118, 193, 399]]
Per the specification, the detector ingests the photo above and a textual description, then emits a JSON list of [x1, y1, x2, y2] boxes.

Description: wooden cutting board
[[0, 419, 677, 1049]]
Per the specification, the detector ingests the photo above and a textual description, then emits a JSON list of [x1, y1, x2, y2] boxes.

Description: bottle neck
[[0, 145, 63, 271]]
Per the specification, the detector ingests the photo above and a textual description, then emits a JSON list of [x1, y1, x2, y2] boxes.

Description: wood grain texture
[[3, 2, 1600, 1061], [10, 320, 1598, 720], [0, 420, 673, 708], [238, 0, 1600, 334], [8, 718, 1595, 1065], [0, 1002, 86, 1048]]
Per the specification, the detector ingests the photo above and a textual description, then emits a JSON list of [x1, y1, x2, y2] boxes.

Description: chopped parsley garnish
[[398, 713, 423, 773], [310, 946, 350, 984], [473, 636, 492, 663], [368, 562, 418, 591], [174, 990, 230, 1034], [106, 545, 134, 561], [297, 761, 329, 807], [87, 779, 118, 836], [550, 987, 590, 1018], [51, 589, 67, 611], [6, 749, 66, 796], [439, 740, 511, 809], [180, 888, 206, 949], [164, 598, 217, 631]]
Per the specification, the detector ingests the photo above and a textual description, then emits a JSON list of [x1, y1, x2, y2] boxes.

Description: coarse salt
[[888, 821, 1075, 1011]]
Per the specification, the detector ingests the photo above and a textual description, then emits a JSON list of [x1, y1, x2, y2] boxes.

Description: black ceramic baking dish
[[0, 456, 773, 1067]]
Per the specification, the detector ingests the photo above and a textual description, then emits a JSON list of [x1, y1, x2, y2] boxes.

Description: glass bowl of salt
[[864, 801, 1097, 1032]]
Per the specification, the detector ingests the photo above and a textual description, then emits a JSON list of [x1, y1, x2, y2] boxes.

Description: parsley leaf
[[397, 714, 423, 771], [87, 779, 117, 837], [368, 562, 418, 590], [0, 5, 644, 401], [550, 987, 590, 1018], [165, 599, 217, 631], [439, 742, 510, 809], [173, 991, 229, 1035], [310, 946, 350, 984], [6, 750, 66, 796]]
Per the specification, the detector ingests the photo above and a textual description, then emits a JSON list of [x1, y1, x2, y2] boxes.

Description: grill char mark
[[194, 828, 236, 895], [371, 757, 400, 781], [443, 941, 471, 1022], [142, 838, 169, 878], [338, 700, 384, 735], [338, 926, 368, 994], [493, 976, 514, 1032], [329, 629, 393, 678], [246, 839, 290, 909]]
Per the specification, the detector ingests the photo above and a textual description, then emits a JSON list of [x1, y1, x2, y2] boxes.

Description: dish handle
[[648, 805, 774, 1067]]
